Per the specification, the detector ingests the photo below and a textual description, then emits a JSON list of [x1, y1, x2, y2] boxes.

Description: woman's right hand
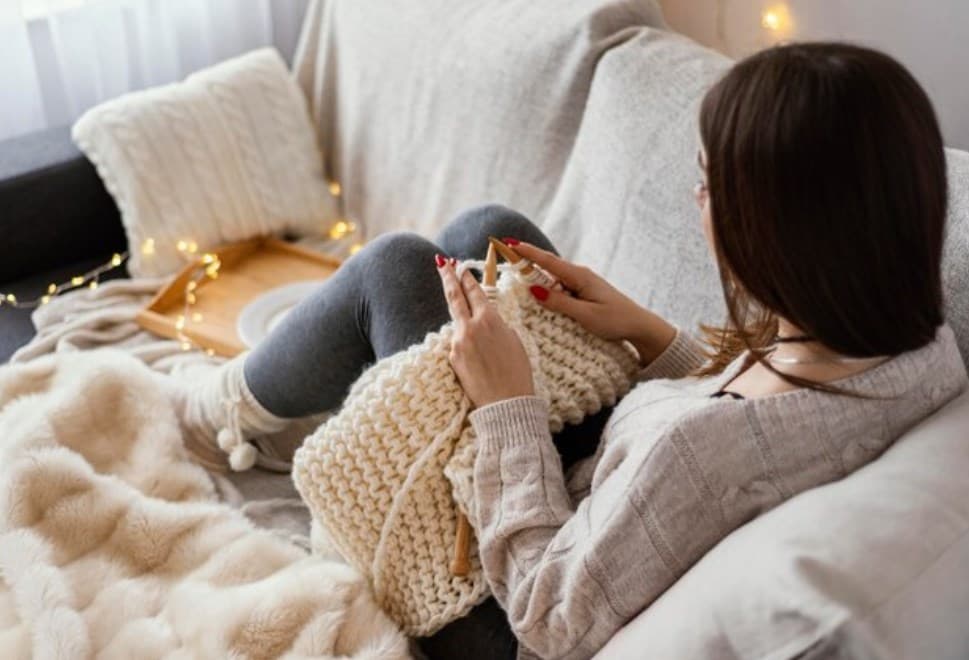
[[507, 239, 677, 366]]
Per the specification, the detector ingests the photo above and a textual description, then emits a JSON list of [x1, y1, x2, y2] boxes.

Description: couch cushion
[[293, 0, 665, 240], [540, 27, 731, 330], [594, 388, 969, 660], [73, 48, 340, 278]]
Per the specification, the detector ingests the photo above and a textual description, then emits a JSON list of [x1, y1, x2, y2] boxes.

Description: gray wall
[[659, 0, 969, 150]]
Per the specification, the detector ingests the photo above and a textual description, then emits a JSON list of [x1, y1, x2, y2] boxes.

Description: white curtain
[[0, 0, 309, 142]]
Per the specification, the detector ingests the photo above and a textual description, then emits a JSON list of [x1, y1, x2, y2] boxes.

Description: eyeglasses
[[694, 149, 709, 209], [694, 180, 709, 209]]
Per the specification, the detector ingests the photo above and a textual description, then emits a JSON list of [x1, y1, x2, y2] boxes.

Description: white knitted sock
[[177, 353, 292, 472]]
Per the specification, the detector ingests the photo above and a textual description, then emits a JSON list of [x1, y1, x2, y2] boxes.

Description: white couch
[[293, 1, 969, 657]]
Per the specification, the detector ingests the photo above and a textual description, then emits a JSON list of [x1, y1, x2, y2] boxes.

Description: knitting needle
[[487, 236, 565, 291], [450, 242, 499, 577]]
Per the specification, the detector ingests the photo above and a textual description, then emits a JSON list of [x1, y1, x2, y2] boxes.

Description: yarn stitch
[[292, 262, 642, 636]]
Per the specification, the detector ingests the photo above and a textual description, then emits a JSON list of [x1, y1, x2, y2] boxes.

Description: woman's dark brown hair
[[695, 42, 948, 393]]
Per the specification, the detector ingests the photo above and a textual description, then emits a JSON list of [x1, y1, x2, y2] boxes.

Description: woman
[[180, 42, 967, 658]]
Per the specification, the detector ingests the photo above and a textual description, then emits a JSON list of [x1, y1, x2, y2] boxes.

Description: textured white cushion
[[73, 48, 340, 277], [293, 0, 666, 241], [594, 389, 969, 660]]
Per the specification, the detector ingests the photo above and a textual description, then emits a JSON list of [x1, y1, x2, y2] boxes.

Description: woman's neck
[[721, 318, 890, 398]]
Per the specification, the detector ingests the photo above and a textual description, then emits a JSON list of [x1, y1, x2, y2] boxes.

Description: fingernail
[[529, 285, 549, 301], [502, 237, 520, 246], [449, 257, 457, 266], [435, 254, 446, 268]]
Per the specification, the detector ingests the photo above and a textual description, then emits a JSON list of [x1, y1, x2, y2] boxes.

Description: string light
[[329, 220, 356, 240], [0, 251, 128, 310], [2, 173, 365, 355], [761, 5, 792, 34]]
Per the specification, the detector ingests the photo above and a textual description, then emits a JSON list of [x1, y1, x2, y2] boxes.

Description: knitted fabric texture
[[292, 263, 642, 636], [72, 48, 340, 277]]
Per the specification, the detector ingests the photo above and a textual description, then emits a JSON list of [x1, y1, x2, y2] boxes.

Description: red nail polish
[[529, 285, 549, 301], [502, 237, 520, 246], [435, 254, 446, 268]]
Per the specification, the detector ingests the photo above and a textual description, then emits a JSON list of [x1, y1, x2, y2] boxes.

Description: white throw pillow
[[594, 389, 969, 660], [73, 48, 340, 277]]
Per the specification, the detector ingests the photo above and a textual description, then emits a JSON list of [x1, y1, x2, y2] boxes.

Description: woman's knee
[[351, 230, 441, 288], [435, 203, 557, 258]]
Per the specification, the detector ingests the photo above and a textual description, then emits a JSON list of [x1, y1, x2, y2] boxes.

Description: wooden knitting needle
[[450, 242, 499, 577]]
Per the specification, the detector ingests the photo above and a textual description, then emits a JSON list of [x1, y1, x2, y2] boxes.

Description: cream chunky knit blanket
[[293, 265, 642, 636], [0, 349, 409, 658]]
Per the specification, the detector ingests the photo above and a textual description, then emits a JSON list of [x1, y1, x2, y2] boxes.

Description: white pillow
[[73, 48, 339, 277], [595, 389, 969, 660]]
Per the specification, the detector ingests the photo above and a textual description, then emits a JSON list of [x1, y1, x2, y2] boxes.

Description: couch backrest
[[292, 0, 665, 239], [295, 6, 969, 369]]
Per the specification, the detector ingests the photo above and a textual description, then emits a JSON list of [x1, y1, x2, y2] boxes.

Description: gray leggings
[[243, 203, 613, 658]]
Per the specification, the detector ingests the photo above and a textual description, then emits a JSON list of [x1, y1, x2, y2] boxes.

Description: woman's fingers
[[459, 268, 492, 316], [507, 241, 588, 292], [533, 285, 592, 324], [437, 259, 471, 323]]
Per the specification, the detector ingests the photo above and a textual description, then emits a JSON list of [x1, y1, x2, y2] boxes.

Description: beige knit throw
[[293, 262, 641, 636]]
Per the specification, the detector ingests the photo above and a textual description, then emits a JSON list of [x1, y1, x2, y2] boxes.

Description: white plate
[[236, 281, 325, 348]]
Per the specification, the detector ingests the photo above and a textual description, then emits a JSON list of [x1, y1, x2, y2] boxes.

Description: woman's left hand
[[436, 256, 535, 408]]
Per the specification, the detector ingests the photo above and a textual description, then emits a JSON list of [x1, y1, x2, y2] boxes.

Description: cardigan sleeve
[[635, 325, 707, 381], [469, 395, 729, 659]]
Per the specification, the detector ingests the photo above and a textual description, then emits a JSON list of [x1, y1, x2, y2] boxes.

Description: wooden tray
[[137, 237, 343, 356]]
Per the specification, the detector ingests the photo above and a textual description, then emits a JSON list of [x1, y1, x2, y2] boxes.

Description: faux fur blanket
[[0, 346, 409, 657]]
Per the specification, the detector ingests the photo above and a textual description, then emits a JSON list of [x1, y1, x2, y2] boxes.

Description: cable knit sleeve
[[636, 326, 707, 381], [469, 395, 731, 659]]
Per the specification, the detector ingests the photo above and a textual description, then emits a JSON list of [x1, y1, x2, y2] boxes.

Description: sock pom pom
[[229, 442, 258, 471], [217, 428, 238, 452]]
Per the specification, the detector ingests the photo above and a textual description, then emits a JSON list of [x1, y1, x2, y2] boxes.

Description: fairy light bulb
[[349, 242, 363, 256], [761, 5, 792, 35], [71, 276, 85, 286], [762, 10, 781, 30], [328, 181, 342, 196], [141, 238, 156, 255], [111, 253, 123, 267]]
